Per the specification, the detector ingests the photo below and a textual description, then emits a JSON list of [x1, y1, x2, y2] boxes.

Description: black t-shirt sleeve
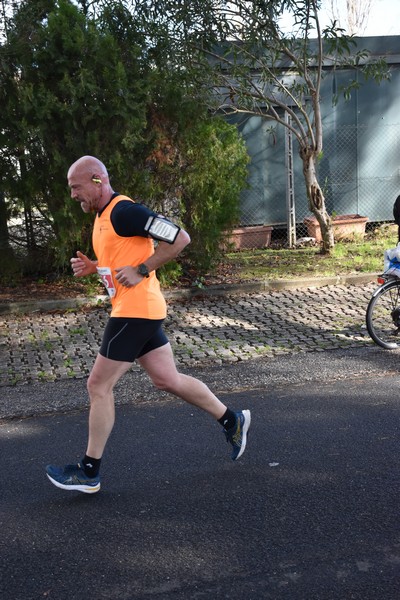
[[110, 201, 157, 237]]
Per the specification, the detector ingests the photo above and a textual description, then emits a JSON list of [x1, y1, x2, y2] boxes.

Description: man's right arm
[[70, 250, 98, 277]]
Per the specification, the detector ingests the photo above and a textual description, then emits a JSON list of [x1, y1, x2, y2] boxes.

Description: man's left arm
[[114, 228, 190, 287], [143, 229, 190, 272]]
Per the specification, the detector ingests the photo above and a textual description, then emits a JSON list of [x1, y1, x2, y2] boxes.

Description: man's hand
[[115, 265, 143, 288], [70, 251, 98, 277]]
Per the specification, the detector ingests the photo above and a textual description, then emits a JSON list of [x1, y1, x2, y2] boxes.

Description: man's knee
[[151, 372, 180, 393], [87, 371, 112, 400]]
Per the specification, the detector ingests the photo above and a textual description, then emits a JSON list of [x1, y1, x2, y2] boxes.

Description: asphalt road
[[1, 347, 399, 600]]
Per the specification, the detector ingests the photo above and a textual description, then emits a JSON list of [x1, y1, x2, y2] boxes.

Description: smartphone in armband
[[144, 216, 180, 244]]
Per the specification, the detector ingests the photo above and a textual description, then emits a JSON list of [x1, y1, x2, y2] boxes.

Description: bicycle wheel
[[366, 279, 400, 349]]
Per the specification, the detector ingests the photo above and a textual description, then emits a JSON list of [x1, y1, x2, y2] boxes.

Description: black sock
[[218, 408, 237, 431], [82, 455, 102, 478]]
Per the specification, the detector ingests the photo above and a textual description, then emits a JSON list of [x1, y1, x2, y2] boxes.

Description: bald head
[[68, 155, 109, 183], [68, 155, 114, 213]]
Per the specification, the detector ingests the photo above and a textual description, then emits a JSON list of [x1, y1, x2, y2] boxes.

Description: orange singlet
[[92, 195, 167, 319]]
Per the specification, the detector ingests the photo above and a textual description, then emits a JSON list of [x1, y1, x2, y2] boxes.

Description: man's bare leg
[[138, 343, 227, 419], [138, 343, 251, 460], [85, 354, 133, 459]]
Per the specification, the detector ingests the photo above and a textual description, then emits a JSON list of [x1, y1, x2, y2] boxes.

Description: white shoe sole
[[235, 409, 251, 460], [46, 473, 101, 494]]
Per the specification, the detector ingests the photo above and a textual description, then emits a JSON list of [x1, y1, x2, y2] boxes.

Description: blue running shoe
[[46, 463, 100, 494], [224, 410, 251, 460]]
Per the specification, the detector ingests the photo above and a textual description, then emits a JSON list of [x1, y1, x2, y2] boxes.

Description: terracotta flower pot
[[303, 214, 368, 242], [225, 225, 273, 250]]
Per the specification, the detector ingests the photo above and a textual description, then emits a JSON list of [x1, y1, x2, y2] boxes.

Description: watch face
[[139, 264, 149, 276]]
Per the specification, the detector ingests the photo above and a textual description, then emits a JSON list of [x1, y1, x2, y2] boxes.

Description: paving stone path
[[0, 283, 377, 387]]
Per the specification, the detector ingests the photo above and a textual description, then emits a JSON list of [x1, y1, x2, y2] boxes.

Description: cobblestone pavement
[[0, 281, 379, 387]]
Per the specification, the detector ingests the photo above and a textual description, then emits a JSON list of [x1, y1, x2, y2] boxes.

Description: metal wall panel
[[235, 37, 400, 232]]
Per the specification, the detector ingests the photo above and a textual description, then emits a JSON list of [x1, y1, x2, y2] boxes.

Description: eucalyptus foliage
[[136, 0, 390, 253]]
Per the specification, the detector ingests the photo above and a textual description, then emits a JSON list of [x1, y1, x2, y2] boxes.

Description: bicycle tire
[[366, 279, 400, 349]]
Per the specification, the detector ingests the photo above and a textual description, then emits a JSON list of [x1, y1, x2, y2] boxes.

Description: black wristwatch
[[138, 263, 150, 278]]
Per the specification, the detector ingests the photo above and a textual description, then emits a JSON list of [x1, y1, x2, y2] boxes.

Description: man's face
[[68, 169, 101, 214]]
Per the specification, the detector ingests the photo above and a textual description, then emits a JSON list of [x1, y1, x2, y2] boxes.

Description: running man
[[46, 155, 251, 493]]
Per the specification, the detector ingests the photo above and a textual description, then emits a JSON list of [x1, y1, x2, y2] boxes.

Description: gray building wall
[[231, 36, 400, 230]]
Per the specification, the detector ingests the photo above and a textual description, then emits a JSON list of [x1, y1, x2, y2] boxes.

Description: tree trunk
[[300, 148, 334, 253], [0, 189, 18, 276], [0, 190, 11, 251]]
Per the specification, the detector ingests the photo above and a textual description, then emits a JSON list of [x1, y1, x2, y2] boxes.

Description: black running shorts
[[99, 317, 168, 362]]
